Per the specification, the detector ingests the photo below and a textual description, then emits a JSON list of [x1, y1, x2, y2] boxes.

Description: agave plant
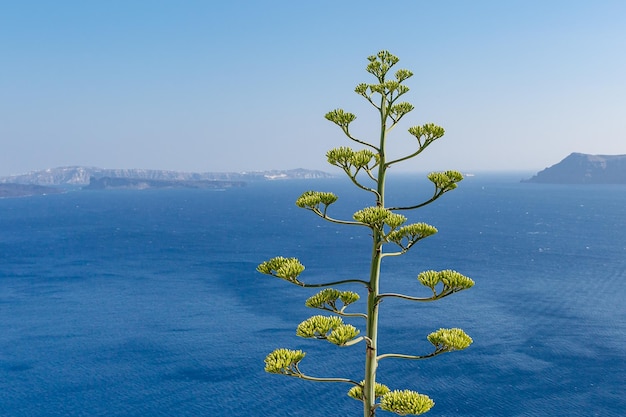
[[257, 50, 474, 416]]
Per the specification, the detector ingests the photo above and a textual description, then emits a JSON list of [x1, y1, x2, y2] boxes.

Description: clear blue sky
[[1, 0, 625, 176]]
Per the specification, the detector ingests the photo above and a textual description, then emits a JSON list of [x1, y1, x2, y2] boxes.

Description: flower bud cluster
[[305, 288, 359, 310], [348, 382, 435, 416], [296, 315, 360, 346], [387, 223, 438, 249], [427, 170, 464, 192], [347, 381, 390, 401], [295, 190, 338, 211], [427, 328, 473, 352], [256, 257, 305, 285], [408, 123, 445, 149], [366, 50, 400, 80], [418, 269, 474, 296], [390, 102, 414, 119], [326, 147, 378, 170], [264, 348, 306, 375], [353, 206, 407, 230], [327, 323, 360, 346], [325, 108, 356, 128], [395, 69, 413, 82], [379, 389, 435, 416]]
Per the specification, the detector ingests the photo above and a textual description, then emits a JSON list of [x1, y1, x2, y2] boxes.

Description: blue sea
[[1, 174, 625, 417]]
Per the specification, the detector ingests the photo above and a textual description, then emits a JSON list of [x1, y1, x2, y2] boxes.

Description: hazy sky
[[1, 1, 625, 176]]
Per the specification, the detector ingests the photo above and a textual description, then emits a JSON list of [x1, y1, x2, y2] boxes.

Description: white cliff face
[[64, 167, 91, 184], [0, 167, 335, 186], [2, 166, 96, 185]]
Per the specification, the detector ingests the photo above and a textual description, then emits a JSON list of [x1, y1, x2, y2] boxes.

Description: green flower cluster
[[326, 146, 379, 170], [408, 123, 445, 146], [348, 383, 434, 416], [264, 348, 306, 375], [427, 328, 473, 352], [296, 315, 360, 346], [427, 170, 464, 193], [387, 223, 438, 249], [380, 389, 435, 416], [295, 191, 338, 211], [353, 206, 407, 229], [347, 381, 390, 401], [389, 101, 414, 120], [418, 269, 474, 297], [325, 108, 356, 128], [256, 257, 305, 285], [365, 50, 400, 80], [305, 288, 360, 311]]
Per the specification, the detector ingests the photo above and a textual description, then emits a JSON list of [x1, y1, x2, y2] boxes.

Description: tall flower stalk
[[257, 51, 474, 417]]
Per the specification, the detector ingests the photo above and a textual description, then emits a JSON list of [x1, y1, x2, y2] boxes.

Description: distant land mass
[[523, 153, 626, 184], [0, 166, 335, 187], [84, 177, 245, 190], [0, 183, 65, 198], [0, 166, 335, 197]]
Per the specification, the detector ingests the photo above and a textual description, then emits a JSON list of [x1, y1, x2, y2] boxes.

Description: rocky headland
[[523, 153, 626, 184]]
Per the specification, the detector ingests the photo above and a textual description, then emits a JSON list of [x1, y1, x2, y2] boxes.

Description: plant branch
[[292, 366, 361, 386], [364, 168, 378, 183], [385, 146, 427, 167], [376, 351, 441, 362], [314, 305, 368, 319], [301, 279, 370, 288], [387, 190, 443, 211], [377, 291, 457, 302], [343, 127, 379, 152], [377, 292, 435, 302], [365, 96, 380, 110], [308, 208, 364, 226], [345, 170, 378, 195], [380, 251, 405, 259]]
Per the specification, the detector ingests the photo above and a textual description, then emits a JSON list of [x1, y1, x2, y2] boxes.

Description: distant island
[[523, 153, 626, 184], [0, 166, 335, 197], [0, 183, 65, 198], [0, 166, 334, 185], [84, 176, 245, 190]]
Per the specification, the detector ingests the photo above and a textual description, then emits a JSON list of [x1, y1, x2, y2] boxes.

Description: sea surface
[[1, 174, 624, 417]]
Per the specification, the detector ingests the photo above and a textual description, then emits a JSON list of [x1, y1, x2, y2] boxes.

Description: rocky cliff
[[523, 153, 626, 184]]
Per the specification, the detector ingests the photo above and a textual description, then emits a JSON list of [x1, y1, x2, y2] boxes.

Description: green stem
[[378, 291, 456, 301], [380, 251, 406, 258], [363, 85, 389, 417], [376, 351, 441, 361], [387, 189, 444, 211], [345, 170, 378, 195], [313, 212, 363, 226], [291, 367, 361, 386], [300, 279, 369, 288], [377, 292, 435, 302], [363, 244, 381, 417], [343, 126, 379, 151], [386, 144, 429, 167]]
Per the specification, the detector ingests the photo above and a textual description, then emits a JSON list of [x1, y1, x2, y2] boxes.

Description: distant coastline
[[0, 183, 65, 198], [0, 166, 335, 197], [83, 176, 246, 191]]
